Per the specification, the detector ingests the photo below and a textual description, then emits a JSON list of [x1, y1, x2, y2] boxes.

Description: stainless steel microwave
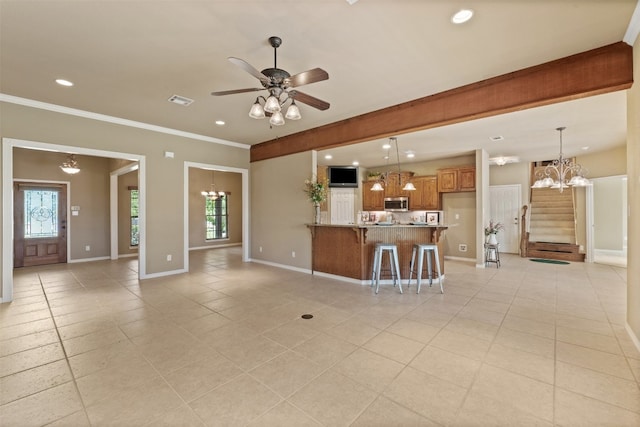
[[384, 197, 409, 212]]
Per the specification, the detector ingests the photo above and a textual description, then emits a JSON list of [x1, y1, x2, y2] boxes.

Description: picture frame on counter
[[426, 211, 439, 225]]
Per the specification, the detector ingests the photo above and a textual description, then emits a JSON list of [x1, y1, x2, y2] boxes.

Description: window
[[24, 189, 59, 238], [205, 195, 228, 240], [130, 188, 139, 246]]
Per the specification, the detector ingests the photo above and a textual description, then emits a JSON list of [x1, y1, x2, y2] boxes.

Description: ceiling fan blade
[[228, 57, 269, 83], [285, 68, 329, 87], [289, 90, 330, 111], [211, 88, 264, 96]]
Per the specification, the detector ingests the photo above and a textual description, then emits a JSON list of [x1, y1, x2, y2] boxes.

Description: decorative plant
[[485, 220, 504, 236], [304, 178, 327, 205]]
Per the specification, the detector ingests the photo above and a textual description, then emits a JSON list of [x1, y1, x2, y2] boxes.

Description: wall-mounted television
[[328, 166, 359, 188]]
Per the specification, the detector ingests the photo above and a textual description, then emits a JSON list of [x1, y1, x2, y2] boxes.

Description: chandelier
[[249, 88, 301, 126], [371, 137, 416, 191], [201, 170, 225, 200], [60, 154, 80, 174], [531, 127, 590, 192]]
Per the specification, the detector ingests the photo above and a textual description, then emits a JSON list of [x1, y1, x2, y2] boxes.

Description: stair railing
[[571, 188, 579, 245], [520, 205, 529, 257]]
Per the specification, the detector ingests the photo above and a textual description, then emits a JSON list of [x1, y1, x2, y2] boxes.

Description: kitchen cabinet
[[410, 176, 440, 210], [437, 166, 476, 192], [384, 172, 414, 198], [362, 181, 384, 211]]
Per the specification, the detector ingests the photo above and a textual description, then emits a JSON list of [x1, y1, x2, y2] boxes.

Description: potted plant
[[304, 178, 328, 224], [484, 220, 504, 245]]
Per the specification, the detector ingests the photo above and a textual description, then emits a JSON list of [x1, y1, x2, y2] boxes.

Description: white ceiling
[[1, 0, 637, 169]]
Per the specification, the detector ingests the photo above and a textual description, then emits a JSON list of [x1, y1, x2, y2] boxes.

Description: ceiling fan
[[211, 36, 330, 126]]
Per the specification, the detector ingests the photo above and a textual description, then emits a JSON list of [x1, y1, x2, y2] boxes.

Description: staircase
[[526, 187, 585, 262]]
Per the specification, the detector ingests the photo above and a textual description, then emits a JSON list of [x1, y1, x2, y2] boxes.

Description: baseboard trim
[[625, 322, 640, 354], [142, 268, 187, 279], [189, 243, 241, 251], [68, 256, 110, 264], [249, 258, 311, 275]]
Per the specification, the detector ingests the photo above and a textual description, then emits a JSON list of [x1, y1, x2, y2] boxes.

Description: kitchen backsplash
[[359, 210, 444, 225]]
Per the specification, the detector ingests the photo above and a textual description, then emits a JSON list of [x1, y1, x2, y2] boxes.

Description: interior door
[[489, 184, 521, 254], [14, 182, 68, 267]]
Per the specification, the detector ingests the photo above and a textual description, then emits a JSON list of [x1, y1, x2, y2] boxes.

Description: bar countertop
[[307, 223, 449, 228]]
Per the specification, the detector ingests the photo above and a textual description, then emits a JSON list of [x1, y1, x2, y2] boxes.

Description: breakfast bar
[[307, 224, 448, 282]]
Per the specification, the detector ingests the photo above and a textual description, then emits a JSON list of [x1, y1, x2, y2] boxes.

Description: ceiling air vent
[[168, 95, 194, 106]]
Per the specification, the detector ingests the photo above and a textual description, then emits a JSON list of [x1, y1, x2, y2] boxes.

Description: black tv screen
[[328, 166, 359, 188]]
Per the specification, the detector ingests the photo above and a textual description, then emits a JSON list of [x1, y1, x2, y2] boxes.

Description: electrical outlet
[[166, 254, 172, 261], [85, 245, 90, 251], [259, 246, 263, 253], [292, 251, 296, 258], [459, 244, 467, 252]]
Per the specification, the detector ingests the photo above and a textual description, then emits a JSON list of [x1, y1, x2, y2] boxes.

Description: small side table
[[484, 243, 500, 268]]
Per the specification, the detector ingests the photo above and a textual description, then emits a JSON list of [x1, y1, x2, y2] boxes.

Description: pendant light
[[60, 154, 80, 174], [393, 137, 415, 191]]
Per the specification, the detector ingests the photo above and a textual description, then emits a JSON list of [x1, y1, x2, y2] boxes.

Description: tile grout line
[[36, 272, 92, 426]]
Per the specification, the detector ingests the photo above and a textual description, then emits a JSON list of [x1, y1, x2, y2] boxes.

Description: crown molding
[[624, 0, 640, 45], [0, 94, 249, 150]]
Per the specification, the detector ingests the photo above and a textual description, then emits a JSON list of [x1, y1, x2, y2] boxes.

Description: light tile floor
[[1, 248, 639, 426]]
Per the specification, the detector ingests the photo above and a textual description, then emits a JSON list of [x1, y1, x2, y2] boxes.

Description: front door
[[14, 182, 68, 267], [489, 184, 521, 254]]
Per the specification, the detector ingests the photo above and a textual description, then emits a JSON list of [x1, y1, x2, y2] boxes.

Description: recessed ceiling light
[[215, 120, 225, 126], [451, 9, 474, 24], [352, 161, 359, 166], [581, 146, 590, 150], [55, 79, 74, 87], [382, 143, 391, 150], [406, 153, 415, 158], [324, 154, 333, 160], [489, 135, 504, 142]]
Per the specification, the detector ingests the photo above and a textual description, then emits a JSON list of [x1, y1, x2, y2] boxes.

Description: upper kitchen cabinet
[[385, 172, 415, 198], [437, 166, 475, 192], [362, 181, 384, 211], [410, 176, 440, 210]]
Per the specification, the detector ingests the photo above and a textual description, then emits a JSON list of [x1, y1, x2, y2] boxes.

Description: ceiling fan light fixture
[[269, 110, 285, 126], [285, 101, 301, 120], [249, 99, 265, 119], [264, 94, 281, 113]]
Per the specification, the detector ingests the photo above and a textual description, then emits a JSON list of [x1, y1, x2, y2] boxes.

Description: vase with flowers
[[484, 220, 504, 245], [304, 178, 328, 224]]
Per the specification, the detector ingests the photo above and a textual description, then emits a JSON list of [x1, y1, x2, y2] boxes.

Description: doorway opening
[[2, 137, 146, 302]]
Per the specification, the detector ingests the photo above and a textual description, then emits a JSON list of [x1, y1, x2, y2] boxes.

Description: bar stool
[[371, 243, 402, 294], [484, 243, 500, 268], [408, 243, 443, 294]]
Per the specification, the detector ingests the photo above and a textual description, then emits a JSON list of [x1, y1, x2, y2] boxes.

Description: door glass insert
[[24, 189, 59, 238]]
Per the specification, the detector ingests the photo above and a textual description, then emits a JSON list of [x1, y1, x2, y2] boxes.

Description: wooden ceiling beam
[[250, 42, 633, 163]]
